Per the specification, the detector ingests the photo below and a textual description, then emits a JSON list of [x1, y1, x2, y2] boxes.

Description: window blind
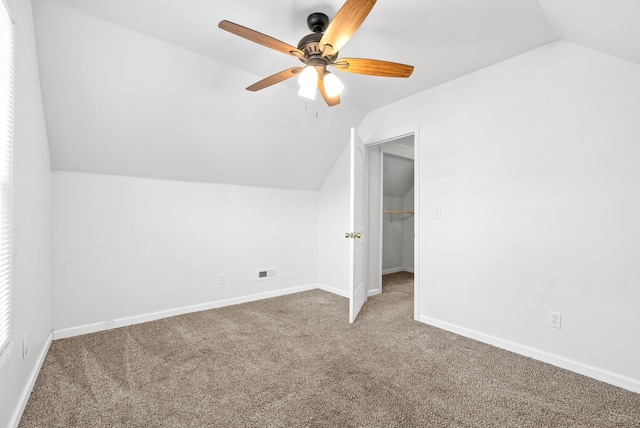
[[0, 0, 15, 365]]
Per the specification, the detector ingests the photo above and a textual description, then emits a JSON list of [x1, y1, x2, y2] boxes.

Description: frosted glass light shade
[[324, 73, 344, 97], [298, 66, 318, 100], [298, 84, 316, 100], [298, 66, 318, 88]]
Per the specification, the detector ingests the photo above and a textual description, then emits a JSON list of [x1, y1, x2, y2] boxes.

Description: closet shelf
[[383, 210, 414, 222]]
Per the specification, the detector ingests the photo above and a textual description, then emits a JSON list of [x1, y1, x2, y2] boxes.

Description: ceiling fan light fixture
[[324, 72, 344, 97]]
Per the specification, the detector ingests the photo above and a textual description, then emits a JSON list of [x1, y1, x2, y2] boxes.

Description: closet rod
[[383, 210, 414, 215], [383, 209, 415, 222]]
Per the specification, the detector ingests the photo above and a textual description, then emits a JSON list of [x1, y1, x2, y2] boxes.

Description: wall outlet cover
[[548, 311, 562, 329]]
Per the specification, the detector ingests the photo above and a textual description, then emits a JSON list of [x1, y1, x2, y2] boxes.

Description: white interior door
[[349, 128, 366, 323]]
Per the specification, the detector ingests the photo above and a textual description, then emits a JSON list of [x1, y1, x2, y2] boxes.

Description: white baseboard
[[318, 283, 350, 298], [367, 288, 381, 297], [10, 331, 53, 428], [382, 267, 414, 275], [53, 284, 318, 339], [419, 315, 640, 394]]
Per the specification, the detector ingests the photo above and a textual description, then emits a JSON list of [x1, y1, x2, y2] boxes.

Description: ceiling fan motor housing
[[298, 14, 339, 65]]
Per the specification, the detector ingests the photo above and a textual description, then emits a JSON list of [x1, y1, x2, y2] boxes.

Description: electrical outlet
[[218, 274, 225, 285], [22, 333, 28, 359], [548, 311, 562, 329]]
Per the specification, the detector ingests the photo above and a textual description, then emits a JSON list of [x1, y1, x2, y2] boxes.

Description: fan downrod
[[307, 12, 329, 33]]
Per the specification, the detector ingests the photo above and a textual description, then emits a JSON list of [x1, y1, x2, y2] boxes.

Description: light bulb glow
[[298, 84, 316, 100], [298, 66, 318, 89], [324, 73, 344, 97], [297, 66, 318, 100]]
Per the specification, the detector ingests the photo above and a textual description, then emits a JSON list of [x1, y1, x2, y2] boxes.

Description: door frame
[[363, 126, 420, 321]]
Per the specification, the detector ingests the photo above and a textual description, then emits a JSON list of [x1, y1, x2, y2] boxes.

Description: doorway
[[364, 133, 419, 319]]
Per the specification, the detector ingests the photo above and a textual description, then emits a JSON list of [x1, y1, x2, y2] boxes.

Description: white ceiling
[[537, 0, 640, 65], [30, 0, 640, 190]]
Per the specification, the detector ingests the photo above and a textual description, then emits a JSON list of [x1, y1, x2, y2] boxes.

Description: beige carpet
[[20, 272, 640, 427]]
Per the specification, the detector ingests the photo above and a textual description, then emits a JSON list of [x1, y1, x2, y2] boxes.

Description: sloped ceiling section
[[32, 0, 558, 190], [383, 154, 414, 198], [538, 0, 640, 66], [32, 0, 365, 190]]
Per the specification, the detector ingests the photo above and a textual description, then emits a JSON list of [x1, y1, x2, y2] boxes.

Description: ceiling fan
[[218, 0, 414, 107]]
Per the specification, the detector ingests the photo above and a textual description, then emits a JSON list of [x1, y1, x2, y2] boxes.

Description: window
[[0, 0, 15, 365]]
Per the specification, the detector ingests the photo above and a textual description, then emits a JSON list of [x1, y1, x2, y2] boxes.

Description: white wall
[[317, 143, 350, 297], [1, 0, 53, 426], [359, 41, 640, 392], [382, 196, 404, 272], [402, 187, 415, 270], [53, 172, 317, 334], [382, 192, 415, 273]]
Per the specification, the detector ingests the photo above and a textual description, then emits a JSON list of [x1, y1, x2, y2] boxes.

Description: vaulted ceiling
[[30, 0, 640, 190]]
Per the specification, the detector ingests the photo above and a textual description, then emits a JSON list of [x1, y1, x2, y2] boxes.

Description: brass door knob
[[345, 232, 362, 239]]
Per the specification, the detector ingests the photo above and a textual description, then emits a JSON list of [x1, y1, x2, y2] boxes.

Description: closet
[[382, 152, 414, 275], [364, 134, 416, 297]]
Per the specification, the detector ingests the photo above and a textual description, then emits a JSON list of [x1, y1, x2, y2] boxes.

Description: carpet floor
[[20, 272, 640, 427]]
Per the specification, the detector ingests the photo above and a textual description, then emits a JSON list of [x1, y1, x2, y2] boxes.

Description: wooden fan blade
[[317, 70, 340, 107], [319, 0, 376, 58], [331, 58, 414, 78], [246, 67, 303, 91], [219, 20, 305, 58]]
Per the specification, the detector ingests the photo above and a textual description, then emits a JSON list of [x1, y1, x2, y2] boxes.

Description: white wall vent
[[257, 268, 277, 280]]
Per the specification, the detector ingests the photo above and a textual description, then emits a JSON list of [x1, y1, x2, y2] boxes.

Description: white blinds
[[0, 0, 15, 363]]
